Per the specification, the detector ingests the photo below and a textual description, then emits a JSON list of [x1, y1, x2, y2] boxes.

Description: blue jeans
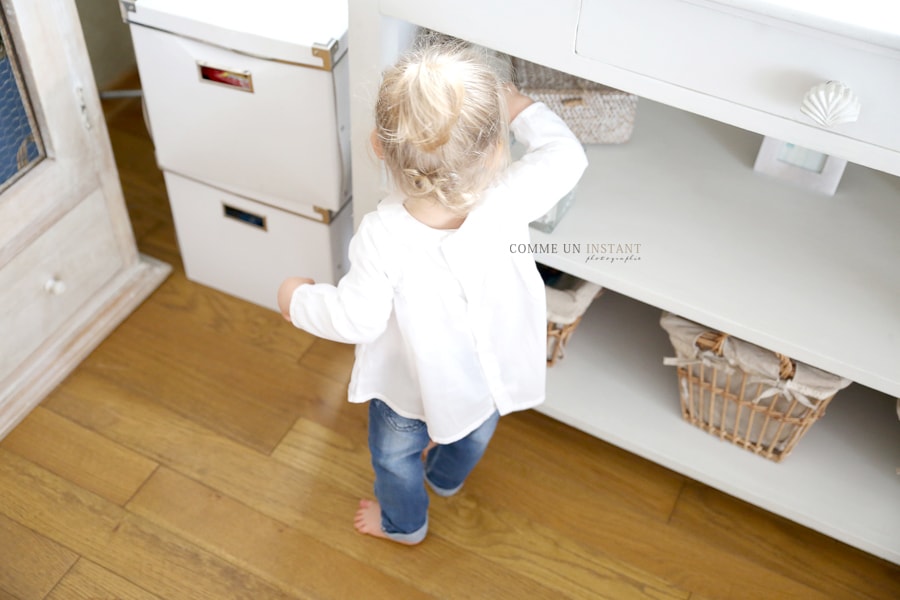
[[368, 398, 499, 543]]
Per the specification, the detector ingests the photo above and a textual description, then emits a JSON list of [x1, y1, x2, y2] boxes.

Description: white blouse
[[289, 102, 588, 443]]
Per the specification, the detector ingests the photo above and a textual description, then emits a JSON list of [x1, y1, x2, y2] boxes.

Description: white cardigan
[[289, 102, 588, 443]]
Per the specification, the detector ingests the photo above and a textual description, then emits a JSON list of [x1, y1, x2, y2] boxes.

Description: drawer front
[[165, 172, 352, 311], [576, 0, 900, 154], [0, 192, 123, 381], [131, 25, 351, 216]]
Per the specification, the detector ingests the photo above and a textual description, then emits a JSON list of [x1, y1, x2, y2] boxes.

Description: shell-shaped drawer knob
[[801, 81, 861, 128], [44, 277, 67, 296]]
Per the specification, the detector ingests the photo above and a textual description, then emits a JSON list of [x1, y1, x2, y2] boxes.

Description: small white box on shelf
[[753, 136, 847, 195]]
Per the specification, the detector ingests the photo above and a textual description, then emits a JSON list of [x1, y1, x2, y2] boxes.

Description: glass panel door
[[0, 9, 43, 194]]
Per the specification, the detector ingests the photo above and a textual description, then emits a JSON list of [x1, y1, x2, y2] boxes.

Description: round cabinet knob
[[801, 81, 861, 128], [44, 277, 67, 295]]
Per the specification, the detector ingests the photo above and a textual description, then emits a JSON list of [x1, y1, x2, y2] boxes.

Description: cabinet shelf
[[538, 290, 900, 564], [531, 98, 900, 399]]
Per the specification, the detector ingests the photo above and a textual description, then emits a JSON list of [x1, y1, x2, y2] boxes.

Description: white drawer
[[165, 172, 352, 311], [575, 0, 900, 154], [0, 192, 123, 382], [131, 24, 352, 218]]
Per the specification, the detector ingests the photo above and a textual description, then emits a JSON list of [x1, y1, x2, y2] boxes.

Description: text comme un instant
[[509, 243, 642, 254]]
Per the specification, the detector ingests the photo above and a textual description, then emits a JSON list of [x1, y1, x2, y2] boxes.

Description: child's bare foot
[[353, 499, 385, 538], [353, 499, 422, 545]]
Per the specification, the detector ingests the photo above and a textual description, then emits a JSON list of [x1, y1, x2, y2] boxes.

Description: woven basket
[[660, 312, 851, 462], [512, 57, 638, 144], [542, 268, 604, 365]]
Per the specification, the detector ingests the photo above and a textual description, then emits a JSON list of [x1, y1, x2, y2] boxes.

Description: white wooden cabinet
[[347, 0, 900, 563], [0, 0, 169, 436]]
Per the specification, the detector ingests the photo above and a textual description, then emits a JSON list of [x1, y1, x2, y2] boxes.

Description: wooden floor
[[1, 85, 899, 600]]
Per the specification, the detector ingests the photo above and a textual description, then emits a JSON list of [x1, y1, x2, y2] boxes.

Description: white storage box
[[165, 172, 352, 311], [124, 0, 351, 220]]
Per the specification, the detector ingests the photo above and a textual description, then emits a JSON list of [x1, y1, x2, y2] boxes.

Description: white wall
[[73, 0, 137, 89]]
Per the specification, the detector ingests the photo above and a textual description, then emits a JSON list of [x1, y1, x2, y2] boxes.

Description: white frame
[[753, 135, 847, 195]]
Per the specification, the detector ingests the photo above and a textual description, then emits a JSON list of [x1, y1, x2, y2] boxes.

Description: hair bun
[[403, 168, 435, 194], [376, 39, 510, 213]]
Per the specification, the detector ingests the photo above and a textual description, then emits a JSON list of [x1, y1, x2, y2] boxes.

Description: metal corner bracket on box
[[311, 39, 339, 71], [119, 0, 136, 20]]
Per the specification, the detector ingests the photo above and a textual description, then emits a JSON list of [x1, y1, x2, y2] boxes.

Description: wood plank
[[0, 512, 78, 600], [455, 411, 837, 600], [106, 127, 169, 243], [432, 487, 690, 599], [669, 481, 900, 600], [489, 410, 685, 521], [75, 272, 344, 455], [78, 316, 321, 456], [129, 467, 433, 599], [134, 215, 182, 268], [123, 264, 317, 363], [100, 74, 145, 130], [0, 448, 296, 600], [273, 414, 689, 599], [82, 327, 296, 455], [298, 338, 355, 385], [271, 396, 679, 527], [43, 370, 569, 599], [0, 406, 157, 505], [272, 417, 371, 492], [46, 559, 163, 600]]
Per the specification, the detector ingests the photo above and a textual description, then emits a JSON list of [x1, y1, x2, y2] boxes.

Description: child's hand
[[503, 83, 534, 123], [277, 276, 315, 321]]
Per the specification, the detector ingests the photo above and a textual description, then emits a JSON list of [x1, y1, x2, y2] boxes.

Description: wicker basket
[[512, 57, 638, 144], [542, 267, 604, 365], [660, 312, 851, 462]]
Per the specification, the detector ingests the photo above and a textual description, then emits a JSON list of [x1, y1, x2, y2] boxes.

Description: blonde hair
[[375, 40, 509, 213]]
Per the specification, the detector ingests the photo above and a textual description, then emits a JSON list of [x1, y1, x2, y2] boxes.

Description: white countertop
[[710, 0, 900, 49]]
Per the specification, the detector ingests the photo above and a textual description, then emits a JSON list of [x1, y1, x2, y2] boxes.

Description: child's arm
[[503, 83, 534, 123], [500, 95, 588, 223], [278, 213, 395, 344]]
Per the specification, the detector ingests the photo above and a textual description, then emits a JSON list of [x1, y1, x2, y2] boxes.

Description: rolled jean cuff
[[383, 517, 428, 544], [425, 475, 463, 498]]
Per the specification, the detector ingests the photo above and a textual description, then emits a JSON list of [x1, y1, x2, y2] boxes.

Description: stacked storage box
[[125, 0, 352, 310]]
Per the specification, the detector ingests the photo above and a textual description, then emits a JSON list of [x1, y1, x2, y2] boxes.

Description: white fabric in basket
[[546, 274, 602, 324], [660, 312, 852, 405]]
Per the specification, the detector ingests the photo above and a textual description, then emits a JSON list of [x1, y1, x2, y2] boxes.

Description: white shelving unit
[[530, 100, 900, 564], [347, 0, 900, 565], [530, 99, 900, 399], [540, 290, 900, 564]]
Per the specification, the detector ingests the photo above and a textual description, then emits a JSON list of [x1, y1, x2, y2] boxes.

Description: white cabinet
[[574, 0, 900, 162], [347, 0, 900, 564], [0, 0, 169, 437]]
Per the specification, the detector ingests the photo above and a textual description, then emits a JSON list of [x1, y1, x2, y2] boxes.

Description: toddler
[[278, 40, 587, 544]]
